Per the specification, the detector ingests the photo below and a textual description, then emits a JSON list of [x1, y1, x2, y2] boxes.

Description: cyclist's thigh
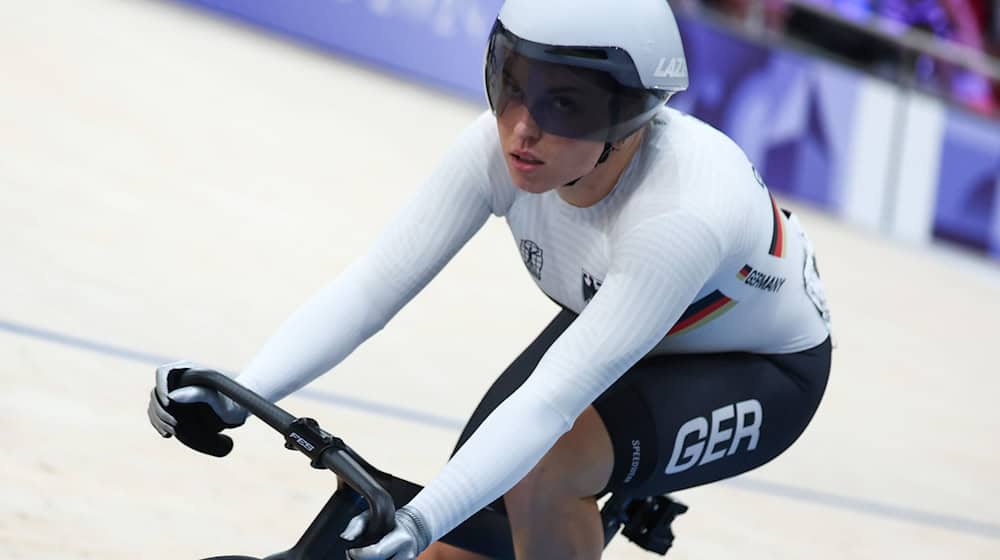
[[594, 338, 832, 498]]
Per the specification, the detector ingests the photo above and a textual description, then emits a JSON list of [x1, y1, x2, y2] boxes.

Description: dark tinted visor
[[485, 21, 669, 143]]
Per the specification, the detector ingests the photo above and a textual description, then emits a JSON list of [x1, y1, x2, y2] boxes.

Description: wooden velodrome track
[[2, 1, 998, 558]]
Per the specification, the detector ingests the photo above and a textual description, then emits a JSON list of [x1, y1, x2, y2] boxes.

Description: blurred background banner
[[933, 108, 1000, 255], [177, 0, 504, 97], [173, 0, 1000, 261], [672, 19, 861, 211]]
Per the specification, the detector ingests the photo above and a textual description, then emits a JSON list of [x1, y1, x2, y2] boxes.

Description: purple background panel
[[673, 20, 860, 210], [670, 20, 773, 127], [176, 0, 503, 100], [932, 109, 1000, 254]]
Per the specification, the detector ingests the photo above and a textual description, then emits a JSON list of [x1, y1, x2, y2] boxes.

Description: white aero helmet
[[485, 0, 689, 143]]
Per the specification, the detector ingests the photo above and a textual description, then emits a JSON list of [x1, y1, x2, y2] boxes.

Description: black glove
[[147, 360, 248, 457]]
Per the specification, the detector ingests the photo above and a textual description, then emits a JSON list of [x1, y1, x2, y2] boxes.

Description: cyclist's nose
[[509, 102, 541, 143]]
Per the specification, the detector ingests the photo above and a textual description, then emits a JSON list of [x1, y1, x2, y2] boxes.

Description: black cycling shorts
[[451, 308, 831, 502]]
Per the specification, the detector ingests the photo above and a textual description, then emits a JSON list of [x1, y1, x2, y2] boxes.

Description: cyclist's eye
[[550, 96, 578, 113], [501, 71, 524, 96]]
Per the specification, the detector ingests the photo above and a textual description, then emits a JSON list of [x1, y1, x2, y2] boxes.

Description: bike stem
[[175, 369, 396, 548]]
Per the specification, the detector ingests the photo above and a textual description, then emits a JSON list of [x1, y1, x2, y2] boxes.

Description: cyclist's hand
[[342, 506, 429, 560], [147, 360, 248, 457]]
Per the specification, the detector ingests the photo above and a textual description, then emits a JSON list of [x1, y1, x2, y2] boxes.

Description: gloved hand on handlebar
[[341, 506, 431, 560], [147, 360, 248, 457]]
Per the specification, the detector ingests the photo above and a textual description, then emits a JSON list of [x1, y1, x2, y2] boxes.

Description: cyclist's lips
[[510, 151, 544, 172]]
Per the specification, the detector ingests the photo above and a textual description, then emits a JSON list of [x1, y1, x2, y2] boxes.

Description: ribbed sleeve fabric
[[235, 124, 496, 402], [406, 211, 726, 542]]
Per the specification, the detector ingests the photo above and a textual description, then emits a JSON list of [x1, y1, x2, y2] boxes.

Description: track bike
[[169, 369, 687, 559]]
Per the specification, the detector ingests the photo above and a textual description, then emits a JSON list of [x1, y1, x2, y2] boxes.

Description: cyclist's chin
[[507, 168, 555, 194]]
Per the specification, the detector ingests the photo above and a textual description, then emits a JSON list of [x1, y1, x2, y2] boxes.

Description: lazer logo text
[[665, 399, 762, 475], [654, 57, 687, 79]]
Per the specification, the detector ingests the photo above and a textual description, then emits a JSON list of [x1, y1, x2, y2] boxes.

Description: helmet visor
[[485, 21, 670, 143]]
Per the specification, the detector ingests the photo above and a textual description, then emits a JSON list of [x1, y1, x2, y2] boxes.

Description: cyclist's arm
[[405, 211, 727, 544], [236, 116, 500, 403]]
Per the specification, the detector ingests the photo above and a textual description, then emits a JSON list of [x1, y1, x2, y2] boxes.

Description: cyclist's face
[[494, 59, 612, 193]]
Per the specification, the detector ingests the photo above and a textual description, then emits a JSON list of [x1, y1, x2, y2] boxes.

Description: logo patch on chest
[[582, 270, 603, 303], [520, 239, 543, 280]]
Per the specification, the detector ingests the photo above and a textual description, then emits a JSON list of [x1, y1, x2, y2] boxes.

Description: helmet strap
[[563, 142, 616, 187], [564, 94, 623, 187], [597, 141, 616, 165]]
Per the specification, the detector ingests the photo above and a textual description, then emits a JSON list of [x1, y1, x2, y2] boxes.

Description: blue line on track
[[2, 317, 997, 541], [0, 318, 177, 366], [722, 477, 1000, 540], [297, 387, 465, 431]]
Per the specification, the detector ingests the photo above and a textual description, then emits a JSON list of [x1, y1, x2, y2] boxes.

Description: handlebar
[[173, 369, 397, 546]]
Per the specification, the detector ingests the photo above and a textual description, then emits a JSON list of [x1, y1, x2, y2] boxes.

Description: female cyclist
[[148, 1, 833, 558]]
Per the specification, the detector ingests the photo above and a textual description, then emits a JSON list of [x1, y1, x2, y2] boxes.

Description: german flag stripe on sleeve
[[668, 290, 737, 336], [768, 195, 786, 258]]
